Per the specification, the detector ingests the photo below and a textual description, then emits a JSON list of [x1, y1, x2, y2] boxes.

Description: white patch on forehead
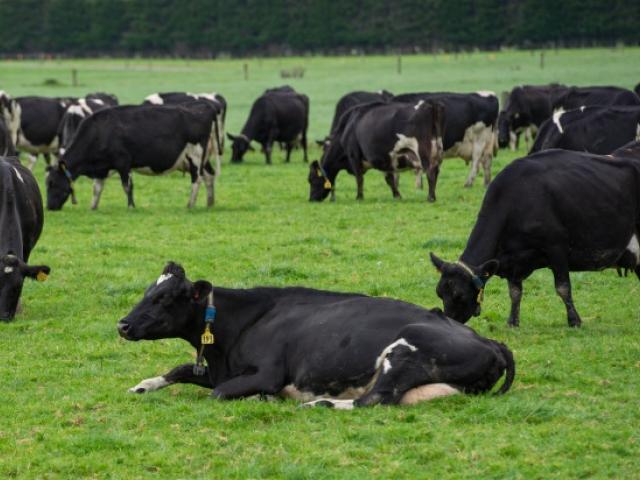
[[375, 337, 418, 371], [414, 99, 424, 110], [476, 90, 496, 98], [145, 93, 163, 105], [580, 105, 586, 112], [12, 167, 24, 183], [626, 234, 640, 264], [552, 109, 565, 133], [156, 273, 173, 285], [4, 266, 14, 274]]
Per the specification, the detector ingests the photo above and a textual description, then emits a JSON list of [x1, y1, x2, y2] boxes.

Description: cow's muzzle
[[117, 320, 133, 339]]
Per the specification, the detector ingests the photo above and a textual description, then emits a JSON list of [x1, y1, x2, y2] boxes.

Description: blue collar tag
[[205, 305, 216, 324]]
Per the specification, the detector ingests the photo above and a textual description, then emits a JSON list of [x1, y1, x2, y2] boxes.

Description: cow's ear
[[310, 160, 319, 169], [479, 259, 499, 280], [192, 280, 213, 304], [23, 265, 51, 282], [226, 133, 236, 141], [429, 253, 446, 272]]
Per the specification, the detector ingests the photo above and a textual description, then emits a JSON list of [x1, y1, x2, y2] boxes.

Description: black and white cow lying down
[[0, 157, 50, 320], [309, 100, 441, 202], [46, 103, 219, 210], [393, 92, 499, 189], [228, 87, 309, 164], [430, 143, 640, 328], [117, 262, 515, 408], [530, 106, 640, 154]]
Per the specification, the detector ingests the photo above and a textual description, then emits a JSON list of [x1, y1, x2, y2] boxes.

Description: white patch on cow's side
[[12, 167, 24, 183], [382, 358, 392, 374], [156, 273, 173, 285], [475, 90, 496, 98], [553, 109, 565, 133], [279, 384, 366, 403], [580, 105, 586, 112], [414, 99, 424, 110], [389, 133, 421, 170], [128, 376, 170, 393], [92, 98, 104, 106], [301, 399, 355, 410], [145, 93, 164, 105], [4, 266, 14, 274], [67, 103, 89, 118], [375, 338, 418, 371], [626, 234, 640, 264], [399, 383, 460, 405]]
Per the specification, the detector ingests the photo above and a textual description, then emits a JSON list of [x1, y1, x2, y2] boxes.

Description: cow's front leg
[[384, 172, 401, 199], [91, 178, 105, 210], [211, 371, 283, 400], [263, 142, 273, 165], [426, 164, 440, 202], [464, 139, 483, 187], [119, 171, 135, 208], [203, 162, 215, 207], [355, 172, 364, 200], [507, 279, 523, 327], [129, 363, 213, 394], [27, 154, 38, 171]]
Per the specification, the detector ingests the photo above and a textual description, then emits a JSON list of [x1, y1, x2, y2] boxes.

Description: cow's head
[[117, 262, 212, 341], [308, 160, 332, 202], [0, 254, 50, 321], [227, 133, 254, 163], [45, 163, 75, 211], [430, 253, 498, 323]]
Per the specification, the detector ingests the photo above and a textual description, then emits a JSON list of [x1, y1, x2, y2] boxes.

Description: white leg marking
[[91, 178, 105, 210], [301, 399, 355, 410], [627, 234, 640, 264], [27, 154, 38, 171], [400, 383, 460, 405], [188, 179, 201, 208], [129, 376, 170, 394]]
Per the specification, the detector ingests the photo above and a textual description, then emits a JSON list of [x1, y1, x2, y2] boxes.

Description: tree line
[[0, 0, 638, 57]]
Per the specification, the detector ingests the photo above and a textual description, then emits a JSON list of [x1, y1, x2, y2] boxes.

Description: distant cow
[[394, 92, 499, 189], [309, 100, 442, 202], [430, 145, 640, 327], [498, 84, 568, 150], [0, 157, 50, 321], [58, 93, 119, 153], [227, 87, 309, 164], [117, 262, 515, 408], [552, 86, 640, 112], [328, 90, 393, 136], [530, 106, 640, 154], [46, 103, 219, 211]]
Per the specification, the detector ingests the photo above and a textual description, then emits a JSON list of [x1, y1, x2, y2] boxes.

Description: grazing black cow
[[46, 103, 218, 210], [227, 87, 309, 164], [430, 146, 640, 327], [498, 84, 568, 150], [0, 157, 50, 321], [57, 93, 119, 153], [309, 100, 441, 202], [328, 90, 393, 136], [117, 262, 515, 408], [393, 92, 498, 189], [552, 86, 640, 112], [530, 106, 640, 154], [0, 116, 15, 156]]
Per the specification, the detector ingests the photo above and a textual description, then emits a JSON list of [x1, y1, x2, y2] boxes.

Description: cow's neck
[[321, 143, 345, 183], [459, 215, 503, 268], [0, 180, 24, 259]]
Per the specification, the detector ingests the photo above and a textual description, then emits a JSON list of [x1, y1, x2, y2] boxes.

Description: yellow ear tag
[[36, 271, 48, 282], [324, 179, 332, 189], [201, 324, 215, 345]]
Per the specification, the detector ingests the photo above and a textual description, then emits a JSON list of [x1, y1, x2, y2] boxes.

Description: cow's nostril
[[117, 321, 131, 334]]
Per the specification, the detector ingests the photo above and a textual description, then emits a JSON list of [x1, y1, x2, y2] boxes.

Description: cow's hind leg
[[91, 178, 106, 210], [285, 143, 292, 163], [384, 172, 402, 199], [203, 162, 215, 207], [548, 248, 582, 327], [119, 170, 135, 208], [129, 363, 213, 394], [507, 279, 523, 327], [27, 154, 38, 171]]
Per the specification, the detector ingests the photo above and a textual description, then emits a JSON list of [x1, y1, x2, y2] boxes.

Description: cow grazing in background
[[57, 93, 119, 153], [0, 157, 50, 321], [227, 87, 309, 164], [309, 100, 442, 202], [430, 145, 640, 328], [498, 84, 568, 150], [117, 262, 515, 408], [46, 103, 218, 211], [530, 106, 640, 154], [552, 86, 640, 112], [393, 92, 499, 189]]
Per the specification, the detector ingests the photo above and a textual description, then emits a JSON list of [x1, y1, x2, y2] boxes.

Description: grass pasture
[[1, 49, 639, 478]]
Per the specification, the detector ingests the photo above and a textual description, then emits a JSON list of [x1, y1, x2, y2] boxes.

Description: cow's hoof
[[463, 182, 473, 188], [568, 321, 582, 328], [427, 197, 435, 203]]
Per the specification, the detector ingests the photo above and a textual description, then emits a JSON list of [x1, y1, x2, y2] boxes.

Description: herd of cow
[[1, 80, 640, 410]]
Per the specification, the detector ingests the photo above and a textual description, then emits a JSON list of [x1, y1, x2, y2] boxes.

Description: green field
[[1, 49, 639, 479]]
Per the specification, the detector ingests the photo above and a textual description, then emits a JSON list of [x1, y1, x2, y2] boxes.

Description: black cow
[[117, 262, 515, 408], [46, 103, 218, 211], [227, 87, 309, 164], [393, 92, 498, 189], [328, 90, 393, 136], [0, 157, 50, 320], [552, 86, 640, 112], [430, 146, 640, 327], [309, 100, 441, 202], [530, 106, 640, 154], [57, 93, 119, 153], [498, 84, 568, 150]]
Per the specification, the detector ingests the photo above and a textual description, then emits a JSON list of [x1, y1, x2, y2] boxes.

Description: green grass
[[1, 48, 639, 479]]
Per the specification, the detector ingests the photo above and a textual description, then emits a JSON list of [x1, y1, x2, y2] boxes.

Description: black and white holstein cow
[[430, 144, 640, 327], [497, 84, 568, 150], [393, 92, 499, 190], [551, 86, 640, 113], [144, 91, 227, 174], [530, 106, 640, 154], [0, 157, 50, 320], [228, 87, 309, 164], [57, 93, 119, 154], [117, 262, 515, 408], [46, 103, 218, 210], [309, 100, 442, 202]]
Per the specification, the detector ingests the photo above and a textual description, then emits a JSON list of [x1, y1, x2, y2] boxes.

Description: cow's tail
[[495, 342, 515, 395], [212, 117, 222, 178]]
